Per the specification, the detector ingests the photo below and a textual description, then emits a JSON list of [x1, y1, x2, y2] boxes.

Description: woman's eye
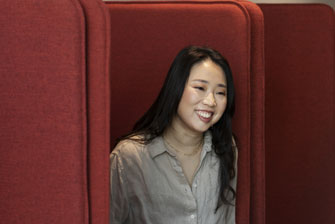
[[195, 86, 205, 91], [217, 92, 226, 96]]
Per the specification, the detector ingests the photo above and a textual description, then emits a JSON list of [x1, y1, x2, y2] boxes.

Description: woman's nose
[[203, 93, 217, 107]]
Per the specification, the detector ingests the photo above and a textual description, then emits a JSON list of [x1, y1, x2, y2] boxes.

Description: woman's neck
[[163, 124, 203, 154]]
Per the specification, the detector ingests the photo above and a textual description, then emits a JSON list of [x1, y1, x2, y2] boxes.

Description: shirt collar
[[148, 136, 167, 158], [148, 131, 213, 159], [203, 131, 213, 153]]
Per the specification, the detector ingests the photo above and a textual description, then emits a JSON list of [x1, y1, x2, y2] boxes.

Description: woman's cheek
[[183, 87, 200, 104]]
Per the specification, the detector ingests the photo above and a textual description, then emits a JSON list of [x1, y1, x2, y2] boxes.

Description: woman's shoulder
[[110, 135, 152, 164], [112, 136, 144, 154]]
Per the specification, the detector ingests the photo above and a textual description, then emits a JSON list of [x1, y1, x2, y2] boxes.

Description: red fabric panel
[[76, 0, 111, 223], [238, 2, 266, 224], [259, 4, 335, 224], [0, 0, 88, 223], [106, 1, 251, 223]]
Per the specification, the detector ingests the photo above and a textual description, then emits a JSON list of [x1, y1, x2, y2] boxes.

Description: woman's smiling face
[[172, 59, 227, 134]]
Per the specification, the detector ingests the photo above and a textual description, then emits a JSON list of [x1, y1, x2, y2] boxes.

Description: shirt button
[[193, 184, 197, 188], [190, 214, 195, 219]]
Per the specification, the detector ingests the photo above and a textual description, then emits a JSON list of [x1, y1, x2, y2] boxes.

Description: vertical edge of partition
[[76, 0, 112, 223]]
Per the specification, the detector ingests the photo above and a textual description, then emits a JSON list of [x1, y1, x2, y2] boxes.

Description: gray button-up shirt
[[110, 132, 237, 224]]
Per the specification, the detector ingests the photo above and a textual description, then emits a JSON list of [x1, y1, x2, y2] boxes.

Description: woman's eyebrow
[[192, 79, 226, 88], [218, 83, 227, 88]]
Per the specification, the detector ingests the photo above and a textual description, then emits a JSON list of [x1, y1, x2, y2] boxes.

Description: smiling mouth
[[196, 110, 213, 122]]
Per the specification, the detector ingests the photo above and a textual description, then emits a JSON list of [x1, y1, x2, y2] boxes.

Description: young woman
[[110, 46, 238, 224]]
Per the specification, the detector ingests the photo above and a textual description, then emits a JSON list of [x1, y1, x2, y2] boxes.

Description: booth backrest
[[0, 0, 88, 223], [237, 2, 266, 223], [106, 1, 265, 223], [0, 0, 268, 223], [0, 0, 110, 223], [77, 0, 111, 223], [259, 4, 335, 224]]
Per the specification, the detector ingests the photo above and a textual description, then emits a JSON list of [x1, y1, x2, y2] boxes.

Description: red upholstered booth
[[77, 0, 111, 223], [106, 1, 265, 223], [237, 2, 265, 223], [259, 4, 335, 224], [0, 0, 110, 223], [2, 1, 335, 223], [0, 0, 267, 223]]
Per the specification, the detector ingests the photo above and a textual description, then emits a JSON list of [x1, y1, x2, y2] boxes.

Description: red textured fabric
[[0, 0, 88, 223], [259, 4, 335, 224], [106, 1, 255, 223], [238, 2, 265, 224], [76, 0, 111, 223]]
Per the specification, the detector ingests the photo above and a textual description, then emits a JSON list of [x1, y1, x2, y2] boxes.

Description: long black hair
[[117, 45, 236, 209]]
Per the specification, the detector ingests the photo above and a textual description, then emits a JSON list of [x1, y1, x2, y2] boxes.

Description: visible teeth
[[197, 111, 212, 118]]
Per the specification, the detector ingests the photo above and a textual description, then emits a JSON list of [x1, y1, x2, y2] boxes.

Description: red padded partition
[[238, 2, 265, 224], [0, 0, 88, 223], [76, 0, 111, 223], [259, 4, 335, 224], [0, 0, 111, 223], [106, 1, 262, 223]]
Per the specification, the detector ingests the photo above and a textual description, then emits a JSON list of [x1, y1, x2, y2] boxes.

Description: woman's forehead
[[188, 59, 226, 84]]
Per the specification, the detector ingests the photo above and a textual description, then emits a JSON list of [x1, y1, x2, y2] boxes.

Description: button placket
[[189, 213, 197, 224]]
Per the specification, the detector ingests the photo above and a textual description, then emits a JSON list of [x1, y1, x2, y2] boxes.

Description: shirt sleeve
[[110, 151, 130, 224]]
